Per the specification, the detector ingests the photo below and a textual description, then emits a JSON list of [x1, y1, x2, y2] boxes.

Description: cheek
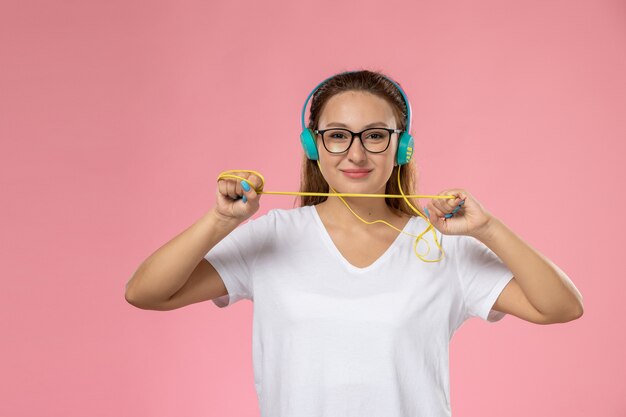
[[379, 150, 397, 169]]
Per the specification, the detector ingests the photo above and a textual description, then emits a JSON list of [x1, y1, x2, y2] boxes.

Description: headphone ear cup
[[300, 128, 319, 160], [396, 132, 414, 166]]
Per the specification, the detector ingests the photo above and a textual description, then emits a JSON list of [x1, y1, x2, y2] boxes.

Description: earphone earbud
[[299, 128, 319, 160]]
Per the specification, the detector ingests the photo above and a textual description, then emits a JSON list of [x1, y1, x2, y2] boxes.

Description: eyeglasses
[[314, 127, 402, 154]]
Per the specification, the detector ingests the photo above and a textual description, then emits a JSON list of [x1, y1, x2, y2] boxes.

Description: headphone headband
[[300, 71, 412, 133], [299, 70, 414, 165]]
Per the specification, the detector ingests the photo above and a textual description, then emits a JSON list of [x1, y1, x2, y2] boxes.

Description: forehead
[[318, 90, 396, 128]]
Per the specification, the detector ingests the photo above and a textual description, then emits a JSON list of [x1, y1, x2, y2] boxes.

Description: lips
[[340, 169, 372, 178], [340, 169, 372, 173]]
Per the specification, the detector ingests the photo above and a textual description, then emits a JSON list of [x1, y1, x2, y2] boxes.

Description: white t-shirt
[[204, 205, 513, 417]]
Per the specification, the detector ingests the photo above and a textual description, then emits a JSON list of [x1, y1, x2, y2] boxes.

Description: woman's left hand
[[424, 189, 495, 238]]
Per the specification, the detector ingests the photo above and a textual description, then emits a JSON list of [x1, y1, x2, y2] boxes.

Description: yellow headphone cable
[[217, 162, 459, 263]]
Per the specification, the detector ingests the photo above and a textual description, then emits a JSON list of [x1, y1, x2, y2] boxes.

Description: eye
[[365, 130, 387, 140], [329, 132, 348, 139]]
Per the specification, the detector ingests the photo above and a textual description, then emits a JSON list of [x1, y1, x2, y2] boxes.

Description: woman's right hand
[[214, 172, 262, 222]]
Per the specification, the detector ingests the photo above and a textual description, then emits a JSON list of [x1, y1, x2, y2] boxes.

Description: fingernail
[[444, 212, 453, 218], [241, 180, 250, 192], [242, 195, 247, 204], [424, 207, 430, 217]]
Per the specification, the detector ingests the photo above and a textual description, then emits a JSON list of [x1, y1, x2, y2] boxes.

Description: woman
[[125, 70, 584, 417]]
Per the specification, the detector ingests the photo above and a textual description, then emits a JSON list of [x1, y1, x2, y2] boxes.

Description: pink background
[[1, 0, 624, 416]]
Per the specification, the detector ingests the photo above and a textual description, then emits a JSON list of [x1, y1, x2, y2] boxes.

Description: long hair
[[298, 69, 423, 217]]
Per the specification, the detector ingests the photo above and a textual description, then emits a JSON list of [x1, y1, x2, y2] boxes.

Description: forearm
[[473, 217, 584, 319], [125, 208, 240, 306]]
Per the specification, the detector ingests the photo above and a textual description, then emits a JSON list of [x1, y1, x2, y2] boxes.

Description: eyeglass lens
[[322, 128, 390, 153]]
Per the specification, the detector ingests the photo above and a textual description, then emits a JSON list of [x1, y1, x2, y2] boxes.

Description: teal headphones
[[299, 71, 414, 166]]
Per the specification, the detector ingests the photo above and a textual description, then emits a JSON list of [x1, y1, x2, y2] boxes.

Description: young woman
[[125, 70, 584, 417]]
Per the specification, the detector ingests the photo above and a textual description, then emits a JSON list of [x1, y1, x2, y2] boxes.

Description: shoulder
[[261, 205, 311, 222], [247, 205, 314, 230]]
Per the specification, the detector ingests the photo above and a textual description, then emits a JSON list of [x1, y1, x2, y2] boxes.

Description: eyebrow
[[325, 122, 390, 129]]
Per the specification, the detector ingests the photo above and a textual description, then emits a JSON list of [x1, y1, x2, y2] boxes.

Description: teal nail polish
[[444, 201, 464, 218], [241, 180, 250, 192], [242, 195, 247, 203], [424, 207, 430, 217]]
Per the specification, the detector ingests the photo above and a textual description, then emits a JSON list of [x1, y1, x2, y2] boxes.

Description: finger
[[444, 204, 462, 219], [227, 179, 240, 200], [424, 204, 435, 223], [446, 194, 468, 218], [444, 191, 462, 208], [428, 202, 446, 219], [242, 179, 258, 201], [437, 191, 462, 215], [244, 180, 259, 200], [450, 200, 465, 214], [217, 179, 232, 199], [223, 172, 245, 199], [433, 192, 453, 213], [244, 173, 262, 192]]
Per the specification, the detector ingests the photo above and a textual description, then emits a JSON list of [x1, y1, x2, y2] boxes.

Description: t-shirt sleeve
[[455, 234, 514, 323], [203, 212, 270, 308]]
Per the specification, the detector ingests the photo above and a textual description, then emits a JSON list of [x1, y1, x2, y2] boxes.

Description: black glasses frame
[[314, 127, 403, 154]]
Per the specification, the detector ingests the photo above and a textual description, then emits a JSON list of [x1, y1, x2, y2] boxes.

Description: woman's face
[[316, 90, 398, 195]]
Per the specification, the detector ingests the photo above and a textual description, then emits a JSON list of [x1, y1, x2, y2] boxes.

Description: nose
[[347, 134, 367, 163]]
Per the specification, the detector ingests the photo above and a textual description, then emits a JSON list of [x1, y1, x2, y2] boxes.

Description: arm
[[474, 216, 584, 324], [426, 189, 584, 325], [124, 208, 240, 310], [125, 173, 262, 310]]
